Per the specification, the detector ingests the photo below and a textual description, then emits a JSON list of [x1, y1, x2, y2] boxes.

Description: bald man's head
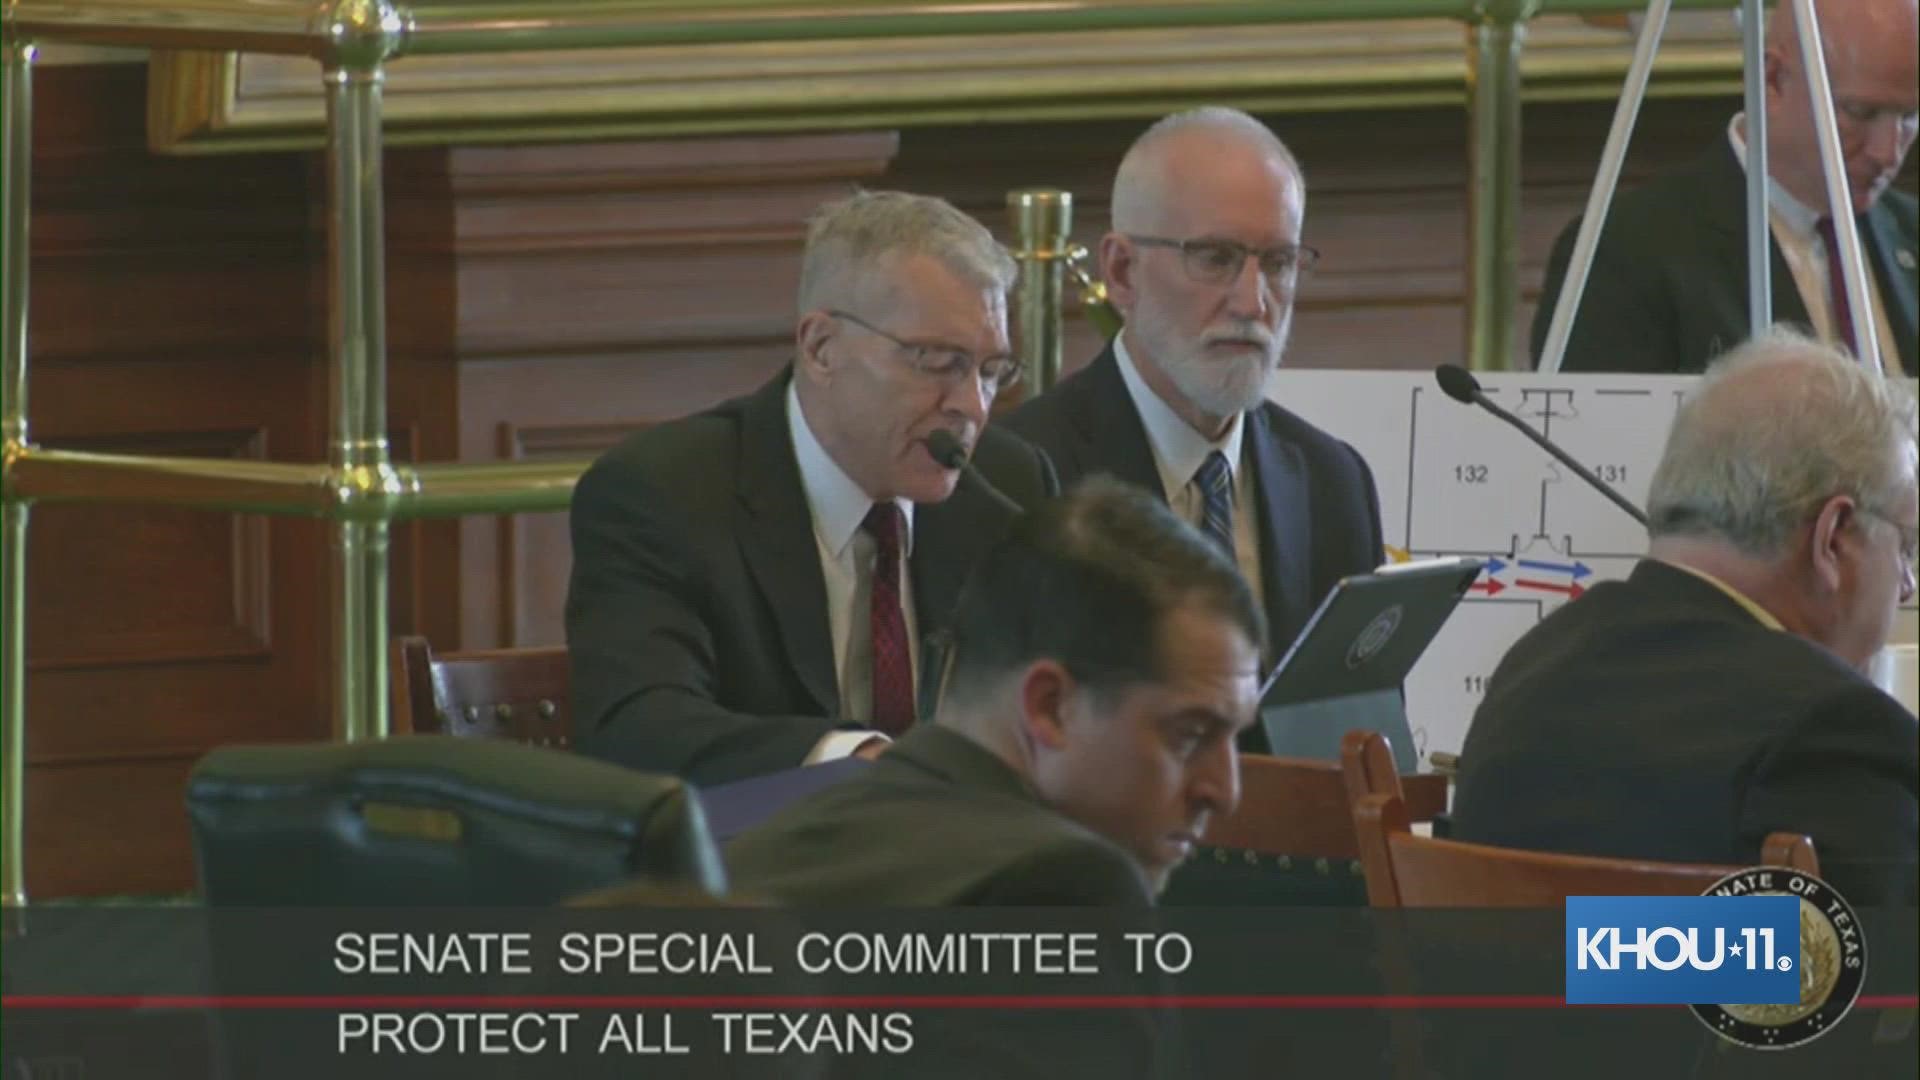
[[1762, 0, 1918, 213], [1101, 109, 1309, 435], [1111, 108, 1304, 234]]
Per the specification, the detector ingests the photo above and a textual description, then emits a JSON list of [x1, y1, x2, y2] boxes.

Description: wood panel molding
[[147, 14, 1748, 152], [27, 428, 272, 670], [445, 133, 897, 360]]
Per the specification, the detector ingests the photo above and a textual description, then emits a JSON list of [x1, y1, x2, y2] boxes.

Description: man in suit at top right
[[1533, 0, 1918, 375], [1003, 108, 1385, 749], [1452, 331, 1918, 905]]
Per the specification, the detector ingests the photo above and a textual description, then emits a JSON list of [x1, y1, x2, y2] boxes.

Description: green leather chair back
[[188, 736, 726, 905]]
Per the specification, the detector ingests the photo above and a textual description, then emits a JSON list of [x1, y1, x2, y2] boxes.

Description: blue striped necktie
[[1193, 450, 1235, 556]]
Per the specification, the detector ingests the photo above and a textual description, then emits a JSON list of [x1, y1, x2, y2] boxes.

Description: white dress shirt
[[1113, 334, 1267, 617], [786, 382, 917, 763], [1728, 114, 1902, 376]]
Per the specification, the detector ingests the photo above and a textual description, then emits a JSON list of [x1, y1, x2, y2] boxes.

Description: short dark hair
[[942, 477, 1266, 704]]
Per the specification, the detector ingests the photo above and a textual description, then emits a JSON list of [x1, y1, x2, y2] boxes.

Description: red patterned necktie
[[861, 502, 914, 735], [1815, 216, 1860, 359]]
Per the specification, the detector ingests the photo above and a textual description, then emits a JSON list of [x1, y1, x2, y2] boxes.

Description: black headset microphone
[[924, 429, 1024, 516], [1432, 364, 1649, 528]]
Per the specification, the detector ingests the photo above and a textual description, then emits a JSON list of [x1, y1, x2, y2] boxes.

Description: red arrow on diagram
[[1468, 579, 1506, 596], [1514, 578, 1585, 599]]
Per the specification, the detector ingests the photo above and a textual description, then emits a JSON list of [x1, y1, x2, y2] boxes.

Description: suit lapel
[[1064, 346, 1166, 499], [1246, 407, 1312, 657], [1865, 206, 1919, 375], [1701, 146, 1811, 339], [735, 373, 839, 717]]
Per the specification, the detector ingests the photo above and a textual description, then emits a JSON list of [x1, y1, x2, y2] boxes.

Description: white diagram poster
[[1268, 370, 1920, 770]]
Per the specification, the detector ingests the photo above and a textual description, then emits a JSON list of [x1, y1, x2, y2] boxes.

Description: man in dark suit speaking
[[567, 191, 1056, 786], [1533, 0, 1917, 375], [726, 479, 1264, 907], [1454, 332, 1918, 905], [1004, 108, 1384, 743]]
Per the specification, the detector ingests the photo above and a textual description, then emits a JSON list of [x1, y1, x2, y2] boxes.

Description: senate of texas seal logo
[[1691, 867, 1866, 1050], [1344, 605, 1403, 670]]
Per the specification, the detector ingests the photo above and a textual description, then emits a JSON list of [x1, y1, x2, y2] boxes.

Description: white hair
[[796, 190, 1016, 315], [1110, 107, 1304, 232], [1647, 329, 1919, 556]]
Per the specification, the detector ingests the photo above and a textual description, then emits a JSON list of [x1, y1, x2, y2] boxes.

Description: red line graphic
[[4, 994, 1915, 1012], [1513, 578, 1585, 598]]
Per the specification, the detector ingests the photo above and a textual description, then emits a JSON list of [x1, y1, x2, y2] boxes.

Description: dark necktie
[[861, 502, 914, 735], [1194, 450, 1235, 557], [1815, 216, 1860, 360]]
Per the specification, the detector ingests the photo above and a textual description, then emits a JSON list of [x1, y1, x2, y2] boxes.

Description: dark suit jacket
[[1002, 344, 1386, 672], [1451, 560, 1919, 905], [1531, 140, 1919, 375], [566, 371, 1056, 786], [725, 734, 1182, 1080], [723, 724, 1154, 906]]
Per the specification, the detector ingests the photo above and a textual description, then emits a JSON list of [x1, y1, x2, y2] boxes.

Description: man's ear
[[1761, 46, 1792, 102], [795, 309, 838, 385], [1099, 232, 1139, 315], [1018, 659, 1076, 753], [1808, 493, 1856, 595]]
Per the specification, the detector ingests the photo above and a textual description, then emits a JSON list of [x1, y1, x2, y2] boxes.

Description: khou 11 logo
[[1565, 895, 1800, 1005]]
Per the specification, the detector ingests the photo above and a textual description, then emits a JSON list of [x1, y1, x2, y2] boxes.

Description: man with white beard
[[1005, 108, 1384, 751]]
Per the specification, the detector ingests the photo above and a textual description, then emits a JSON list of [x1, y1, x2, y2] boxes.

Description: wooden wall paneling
[[23, 66, 337, 897], [28, 428, 271, 669], [385, 147, 465, 652]]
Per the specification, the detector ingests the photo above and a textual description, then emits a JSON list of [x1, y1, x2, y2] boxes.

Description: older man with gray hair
[[1453, 330, 1917, 904], [1005, 107, 1384, 734], [569, 191, 1057, 785]]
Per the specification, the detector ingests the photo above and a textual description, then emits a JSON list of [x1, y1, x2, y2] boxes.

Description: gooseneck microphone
[[1433, 364, 1649, 528], [925, 430, 1023, 516]]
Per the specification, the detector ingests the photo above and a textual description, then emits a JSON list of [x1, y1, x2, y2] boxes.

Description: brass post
[[322, 0, 403, 742], [1463, 0, 1538, 371], [2, 39, 35, 910], [326, 60, 393, 742], [1007, 189, 1073, 393]]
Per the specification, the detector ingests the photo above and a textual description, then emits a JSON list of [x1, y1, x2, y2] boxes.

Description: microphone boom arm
[[1433, 364, 1648, 528], [1475, 393, 1649, 528], [925, 430, 1024, 516]]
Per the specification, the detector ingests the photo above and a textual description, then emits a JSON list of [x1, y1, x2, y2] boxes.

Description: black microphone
[[1433, 363, 1648, 528], [925, 429, 1023, 516]]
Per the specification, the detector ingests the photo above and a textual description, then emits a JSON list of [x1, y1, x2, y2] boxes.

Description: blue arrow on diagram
[[1516, 558, 1591, 579], [1482, 557, 1508, 577]]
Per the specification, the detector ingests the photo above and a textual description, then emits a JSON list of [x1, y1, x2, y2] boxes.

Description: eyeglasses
[[1860, 504, 1919, 583], [1126, 235, 1320, 288], [828, 309, 1022, 395]]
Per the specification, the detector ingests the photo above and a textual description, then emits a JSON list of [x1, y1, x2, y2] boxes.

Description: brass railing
[[1, 0, 1738, 908]]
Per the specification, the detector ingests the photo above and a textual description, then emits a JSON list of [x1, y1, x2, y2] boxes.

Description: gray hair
[[1111, 107, 1304, 232], [797, 190, 1016, 315], [1647, 329, 1919, 556]]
